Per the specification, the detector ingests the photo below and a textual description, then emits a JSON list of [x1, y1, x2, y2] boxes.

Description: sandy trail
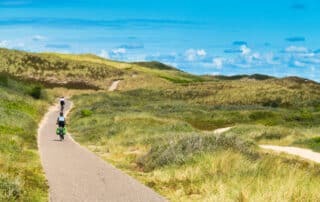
[[38, 101, 166, 202], [109, 80, 121, 92], [213, 127, 232, 134], [212, 127, 320, 164], [260, 145, 320, 163]]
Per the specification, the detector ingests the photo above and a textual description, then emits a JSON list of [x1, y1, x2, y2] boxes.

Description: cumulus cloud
[[185, 49, 207, 61], [286, 37, 305, 42], [99, 49, 110, 59], [197, 49, 207, 56], [240, 45, 251, 55], [0, 40, 9, 47], [212, 57, 224, 69]]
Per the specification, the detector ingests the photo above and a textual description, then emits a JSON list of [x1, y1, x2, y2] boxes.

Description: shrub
[[81, 109, 93, 117], [0, 72, 8, 86], [28, 85, 42, 99], [138, 133, 258, 171], [262, 98, 282, 108]]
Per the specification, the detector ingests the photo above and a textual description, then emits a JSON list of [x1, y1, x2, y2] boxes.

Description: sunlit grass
[[0, 78, 48, 201], [69, 81, 320, 201]]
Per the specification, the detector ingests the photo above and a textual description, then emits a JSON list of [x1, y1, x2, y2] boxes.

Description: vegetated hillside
[[69, 75, 320, 201], [0, 74, 48, 201], [3, 47, 320, 201], [0, 48, 204, 90]]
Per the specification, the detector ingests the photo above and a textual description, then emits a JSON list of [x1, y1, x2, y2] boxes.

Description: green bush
[[81, 109, 93, 117], [28, 86, 42, 99], [0, 72, 8, 86]]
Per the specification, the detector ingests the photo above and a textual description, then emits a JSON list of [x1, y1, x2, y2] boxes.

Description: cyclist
[[60, 97, 65, 111], [56, 112, 66, 141], [57, 112, 66, 128]]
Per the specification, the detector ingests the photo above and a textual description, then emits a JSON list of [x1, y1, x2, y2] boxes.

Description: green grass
[[0, 77, 49, 201], [3, 47, 320, 200], [293, 136, 320, 152], [69, 81, 320, 201], [0, 48, 206, 91]]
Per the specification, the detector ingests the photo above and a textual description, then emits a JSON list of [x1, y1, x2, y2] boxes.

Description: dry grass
[[69, 80, 320, 201]]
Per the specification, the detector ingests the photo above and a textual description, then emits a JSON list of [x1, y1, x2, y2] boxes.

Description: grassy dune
[[69, 79, 320, 201], [0, 76, 48, 201], [2, 48, 320, 201], [0, 48, 203, 90]]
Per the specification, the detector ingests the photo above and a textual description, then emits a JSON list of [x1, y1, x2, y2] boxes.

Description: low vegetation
[[2, 48, 320, 201], [0, 48, 204, 90], [0, 75, 48, 201], [69, 78, 320, 201]]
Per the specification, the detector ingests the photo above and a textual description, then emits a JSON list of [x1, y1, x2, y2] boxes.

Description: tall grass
[[0, 48, 204, 90], [69, 82, 320, 201], [0, 76, 49, 201]]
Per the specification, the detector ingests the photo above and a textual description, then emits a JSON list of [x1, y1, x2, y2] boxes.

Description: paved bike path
[[38, 101, 166, 202]]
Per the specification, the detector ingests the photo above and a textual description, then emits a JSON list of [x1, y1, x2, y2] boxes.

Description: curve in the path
[[38, 101, 166, 202], [260, 145, 320, 163]]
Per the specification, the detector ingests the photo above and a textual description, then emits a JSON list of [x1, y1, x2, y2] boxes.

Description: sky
[[1, 0, 320, 80]]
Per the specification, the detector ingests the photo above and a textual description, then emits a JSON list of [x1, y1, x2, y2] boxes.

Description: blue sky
[[1, 0, 320, 80]]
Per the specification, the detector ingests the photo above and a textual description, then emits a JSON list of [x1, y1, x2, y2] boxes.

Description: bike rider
[[57, 112, 66, 128], [60, 97, 65, 111]]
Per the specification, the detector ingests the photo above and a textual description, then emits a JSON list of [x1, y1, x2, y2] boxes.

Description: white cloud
[[112, 48, 126, 54], [99, 49, 110, 59], [240, 45, 251, 55], [0, 40, 9, 47], [197, 49, 207, 56], [212, 57, 224, 69], [185, 49, 207, 61], [285, 46, 308, 53], [292, 60, 307, 67]]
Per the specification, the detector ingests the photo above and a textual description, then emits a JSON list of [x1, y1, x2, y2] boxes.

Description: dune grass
[[69, 80, 320, 201], [3, 48, 320, 201], [0, 77, 49, 201], [0, 48, 205, 91]]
